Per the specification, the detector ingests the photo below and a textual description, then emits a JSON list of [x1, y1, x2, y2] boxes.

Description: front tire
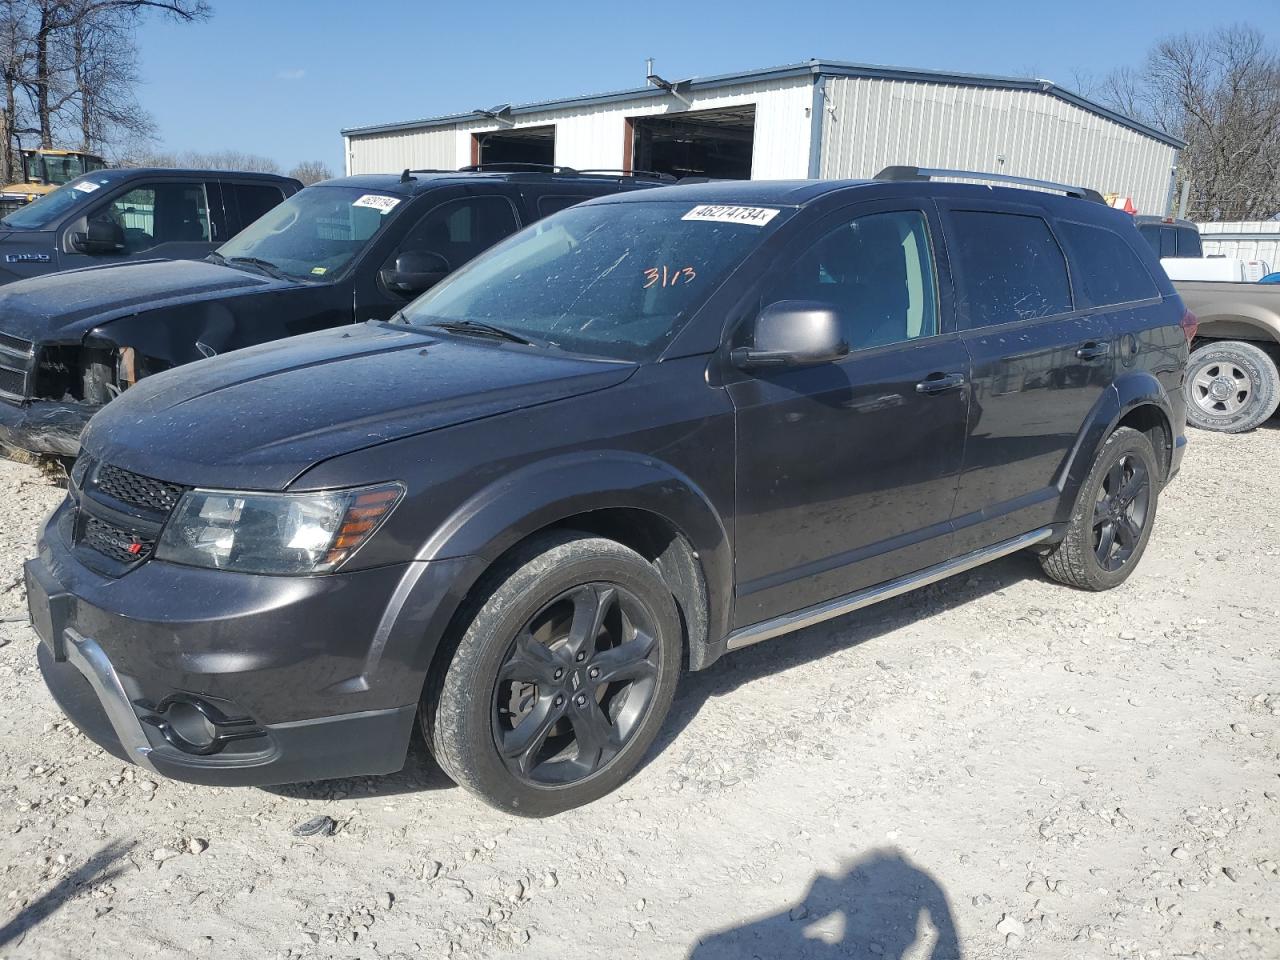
[[423, 532, 681, 816], [1185, 340, 1280, 433], [1040, 426, 1160, 591]]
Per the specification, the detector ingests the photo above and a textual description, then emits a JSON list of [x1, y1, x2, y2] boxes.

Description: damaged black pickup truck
[[0, 166, 664, 459]]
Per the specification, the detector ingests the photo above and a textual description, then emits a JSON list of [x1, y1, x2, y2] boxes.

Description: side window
[[537, 195, 586, 217], [760, 210, 938, 350], [394, 196, 519, 271], [1176, 226, 1203, 258], [1158, 227, 1177, 259], [232, 183, 286, 228], [1137, 224, 1161, 255], [1057, 221, 1160, 306], [97, 181, 210, 252], [950, 211, 1072, 328]]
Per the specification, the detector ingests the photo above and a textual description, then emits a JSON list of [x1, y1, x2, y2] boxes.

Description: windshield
[[215, 186, 404, 281], [1, 174, 112, 229], [402, 201, 790, 361], [28, 153, 86, 185]]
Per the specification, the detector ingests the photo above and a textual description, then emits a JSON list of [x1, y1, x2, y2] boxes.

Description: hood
[[82, 321, 637, 490], [0, 258, 290, 341]]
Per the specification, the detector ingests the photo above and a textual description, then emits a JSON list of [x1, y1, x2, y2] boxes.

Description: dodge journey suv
[[28, 168, 1192, 815]]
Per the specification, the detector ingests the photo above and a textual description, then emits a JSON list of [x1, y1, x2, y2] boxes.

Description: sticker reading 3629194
[[681, 204, 779, 226], [352, 194, 401, 214]]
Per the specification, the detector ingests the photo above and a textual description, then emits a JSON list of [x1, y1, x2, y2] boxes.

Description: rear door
[[223, 179, 291, 236], [942, 200, 1115, 553], [729, 200, 971, 626]]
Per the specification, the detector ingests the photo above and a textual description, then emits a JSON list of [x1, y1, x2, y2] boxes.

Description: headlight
[[155, 482, 403, 575]]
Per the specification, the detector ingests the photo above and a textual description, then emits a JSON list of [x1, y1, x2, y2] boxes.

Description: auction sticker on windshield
[[353, 194, 401, 214], [682, 205, 779, 226], [73, 181, 103, 193]]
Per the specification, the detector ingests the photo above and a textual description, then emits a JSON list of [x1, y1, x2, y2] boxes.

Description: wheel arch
[[416, 451, 731, 674], [1055, 374, 1177, 523]]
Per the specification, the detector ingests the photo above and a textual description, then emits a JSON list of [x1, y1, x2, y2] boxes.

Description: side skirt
[[723, 527, 1054, 652]]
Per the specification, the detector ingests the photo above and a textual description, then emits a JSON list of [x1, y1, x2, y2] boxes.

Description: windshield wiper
[[427, 319, 543, 347], [227, 256, 288, 280]]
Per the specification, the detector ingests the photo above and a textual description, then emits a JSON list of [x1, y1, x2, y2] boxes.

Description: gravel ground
[[0, 426, 1277, 960]]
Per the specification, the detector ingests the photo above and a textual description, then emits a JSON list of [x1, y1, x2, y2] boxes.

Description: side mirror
[[731, 300, 850, 370], [72, 218, 125, 255], [380, 249, 450, 296]]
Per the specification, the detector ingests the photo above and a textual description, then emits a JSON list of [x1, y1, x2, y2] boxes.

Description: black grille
[[0, 365, 25, 399], [0, 331, 32, 354], [82, 516, 155, 565], [95, 464, 184, 514]]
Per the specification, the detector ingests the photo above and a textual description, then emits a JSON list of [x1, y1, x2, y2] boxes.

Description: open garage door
[[630, 106, 755, 179], [474, 125, 556, 167]]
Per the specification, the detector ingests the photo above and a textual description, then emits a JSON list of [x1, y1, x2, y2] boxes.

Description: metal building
[[1200, 221, 1280, 265], [341, 59, 1183, 214]]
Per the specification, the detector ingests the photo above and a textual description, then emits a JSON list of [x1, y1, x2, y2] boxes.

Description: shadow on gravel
[[651, 550, 1042, 763], [0, 839, 135, 948], [688, 847, 961, 959]]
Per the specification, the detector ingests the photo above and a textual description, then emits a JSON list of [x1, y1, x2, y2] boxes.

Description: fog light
[[136, 693, 263, 756]]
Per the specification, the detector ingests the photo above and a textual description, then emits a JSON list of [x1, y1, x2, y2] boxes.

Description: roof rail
[[573, 168, 677, 182], [457, 162, 579, 174], [874, 165, 1105, 204]]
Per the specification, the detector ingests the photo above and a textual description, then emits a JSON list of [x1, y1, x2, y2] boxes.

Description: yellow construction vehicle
[[0, 148, 108, 216]]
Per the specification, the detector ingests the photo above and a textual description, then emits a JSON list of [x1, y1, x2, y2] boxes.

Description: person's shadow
[[689, 848, 961, 960]]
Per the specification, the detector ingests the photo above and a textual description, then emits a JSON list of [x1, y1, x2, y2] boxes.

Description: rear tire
[[1185, 340, 1279, 433], [1040, 426, 1159, 591], [423, 531, 681, 816]]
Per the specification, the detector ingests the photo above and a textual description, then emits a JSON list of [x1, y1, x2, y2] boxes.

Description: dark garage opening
[[474, 125, 556, 167], [630, 105, 755, 179]]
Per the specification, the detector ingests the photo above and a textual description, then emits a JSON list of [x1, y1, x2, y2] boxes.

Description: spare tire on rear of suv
[[1185, 340, 1280, 433]]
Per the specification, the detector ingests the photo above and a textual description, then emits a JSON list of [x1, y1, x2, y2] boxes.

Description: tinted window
[[1057, 221, 1160, 306], [403, 201, 790, 361], [1158, 227, 1177, 259], [761, 210, 938, 350], [98, 181, 210, 252], [1176, 226, 1202, 258], [1137, 224, 1160, 255], [232, 183, 285, 228], [537, 195, 586, 217], [951, 211, 1071, 328], [395, 196, 519, 271]]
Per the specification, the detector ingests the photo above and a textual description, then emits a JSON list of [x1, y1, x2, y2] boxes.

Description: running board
[[724, 527, 1054, 651]]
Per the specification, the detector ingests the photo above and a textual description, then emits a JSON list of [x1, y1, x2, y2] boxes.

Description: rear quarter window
[[1056, 220, 1161, 307], [1176, 226, 1203, 258], [949, 210, 1073, 328]]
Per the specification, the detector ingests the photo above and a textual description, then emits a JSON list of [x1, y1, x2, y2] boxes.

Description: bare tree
[[119, 147, 281, 173], [289, 160, 332, 185], [1098, 24, 1280, 221]]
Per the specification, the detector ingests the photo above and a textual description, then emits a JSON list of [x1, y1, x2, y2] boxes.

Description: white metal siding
[[1200, 222, 1280, 265], [346, 78, 813, 178], [347, 124, 460, 175], [819, 77, 1178, 214]]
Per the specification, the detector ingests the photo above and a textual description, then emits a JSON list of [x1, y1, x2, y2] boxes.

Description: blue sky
[[134, 0, 1280, 174]]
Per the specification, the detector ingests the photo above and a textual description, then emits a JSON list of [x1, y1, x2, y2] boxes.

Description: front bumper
[[27, 499, 479, 786], [0, 398, 97, 457]]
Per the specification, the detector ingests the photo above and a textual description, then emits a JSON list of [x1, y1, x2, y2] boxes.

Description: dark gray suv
[[27, 168, 1192, 815]]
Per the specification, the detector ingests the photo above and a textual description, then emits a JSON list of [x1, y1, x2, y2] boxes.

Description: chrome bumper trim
[[62, 629, 157, 771]]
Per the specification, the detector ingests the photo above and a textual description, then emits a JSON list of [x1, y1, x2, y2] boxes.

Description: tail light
[[1179, 308, 1198, 343]]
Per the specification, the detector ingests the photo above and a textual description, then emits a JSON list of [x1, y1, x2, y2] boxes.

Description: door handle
[[1075, 341, 1110, 361], [915, 372, 966, 394]]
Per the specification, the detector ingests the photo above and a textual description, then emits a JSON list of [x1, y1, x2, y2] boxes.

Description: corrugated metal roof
[[340, 58, 1186, 149]]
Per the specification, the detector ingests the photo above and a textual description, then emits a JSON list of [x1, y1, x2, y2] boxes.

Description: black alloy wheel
[[493, 582, 661, 785], [1091, 453, 1151, 572]]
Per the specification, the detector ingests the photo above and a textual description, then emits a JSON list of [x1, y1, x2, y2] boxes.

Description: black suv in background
[[0, 167, 300, 284], [0, 166, 664, 457], [28, 169, 1191, 815]]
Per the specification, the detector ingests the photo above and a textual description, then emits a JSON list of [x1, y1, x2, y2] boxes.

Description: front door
[[65, 178, 217, 268], [729, 202, 970, 627], [940, 202, 1115, 553]]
